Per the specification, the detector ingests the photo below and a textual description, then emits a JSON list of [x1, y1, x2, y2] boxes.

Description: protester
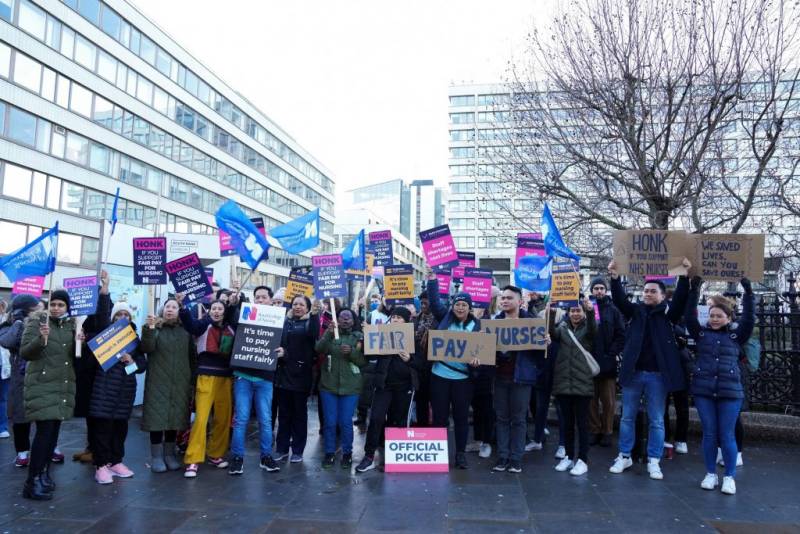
[[686, 277, 754, 496], [425, 267, 481, 469], [466, 362, 495, 459], [177, 294, 236, 478], [526, 307, 564, 454], [587, 278, 625, 448], [356, 294, 389, 431], [607, 259, 691, 481], [19, 290, 78, 500], [87, 302, 147, 484], [272, 287, 286, 308], [413, 291, 436, 427], [275, 295, 320, 463], [356, 306, 425, 472], [140, 297, 196, 473], [663, 321, 692, 457]]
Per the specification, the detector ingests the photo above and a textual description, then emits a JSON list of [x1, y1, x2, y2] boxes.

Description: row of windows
[[448, 111, 512, 124], [57, 0, 333, 192], [453, 236, 475, 248], [449, 163, 522, 177], [448, 200, 475, 212], [6, 0, 334, 206], [449, 128, 509, 143], [448, 94, 511, 107], [0, 218, 98, 266]]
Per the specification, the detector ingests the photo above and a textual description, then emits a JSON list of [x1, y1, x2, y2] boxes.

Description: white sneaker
[[524, 440, 543, 452], [0, 430, 10, 439], [609, 454, 633, 474], [675, 442, 688, 454], [554, 457, 574, 472], [464, 441, 481, 453], [700, 473, 719, 490], [569, 459, 588, 476], [544, 428, 550, 436], [478, 443, 492, 458], [721, 476, 736, 495], [554, 446, 566, 459], [717, 450, 744, 467], [736, 452, 743, 467], [647, 458, 663, 480], [717, 448, 724, 466]]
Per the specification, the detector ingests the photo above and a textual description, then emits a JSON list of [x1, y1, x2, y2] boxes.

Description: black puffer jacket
[[592, 296, 626, 377], [276, 311, 320, 393], [88, 322, 147, 420], [0, 317, 28, 423], [74, 292, 113, 418]]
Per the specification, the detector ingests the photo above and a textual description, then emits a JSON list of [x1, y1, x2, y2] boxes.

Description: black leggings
[[664, 389, 689, 443], [29, 420, 61, 476], [430, 374, 473, 453], [149, 430, 178, 445], [13, 422, 32, 453], [557, 395, 590, 463], [91, 418, 128, 467]]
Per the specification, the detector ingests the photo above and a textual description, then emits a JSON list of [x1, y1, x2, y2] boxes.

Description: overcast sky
[[132, 0, 555, 198]]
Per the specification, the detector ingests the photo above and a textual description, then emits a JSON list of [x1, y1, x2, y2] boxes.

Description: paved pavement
[[1, 403, 798, 533]]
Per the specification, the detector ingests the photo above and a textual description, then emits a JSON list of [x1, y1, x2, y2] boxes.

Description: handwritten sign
[[693, 234, 765, 282], [515, 233, 545, 268], [384, 427, 449, 473], [427, 330, 496, 365], [88, 318, 139, 372], [133, 237, 167, 285], [12, 275, 44, 297], [612, 230, 691, 279], [384, 264, 415, 305], [550, 260, 581, 305], [482, 318, 548, 351], [286, 268, 314, 302], [63, 275, 99, 316], [452, 252, 476, 283], [230, 304, 285, 372], [420, 225, 459, 269], [312, 254, 347, 299], [463, 267, 492, 309], [165, 253, 213, 302], [369, 230, 393, 267], [363, 323, 416, 355]]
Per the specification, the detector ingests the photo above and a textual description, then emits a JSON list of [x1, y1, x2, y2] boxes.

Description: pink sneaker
[[15, 453, 30, 468], [95, 465, 113, 484], [109, 463, 134, 478]]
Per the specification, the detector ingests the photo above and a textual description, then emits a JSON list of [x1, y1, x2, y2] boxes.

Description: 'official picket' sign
[[384, 427, 449, 473]]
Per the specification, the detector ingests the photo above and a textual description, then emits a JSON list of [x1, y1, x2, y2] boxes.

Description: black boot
[[455, 452, 468, 469], [41, 462, 55, 493], [22, 474, 53, 501]]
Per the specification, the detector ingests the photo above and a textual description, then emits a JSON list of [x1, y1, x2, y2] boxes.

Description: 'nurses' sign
[[384, 427, 449, 473]]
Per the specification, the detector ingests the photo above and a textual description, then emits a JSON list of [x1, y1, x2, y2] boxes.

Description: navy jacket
[[88, 322, 147, 420], [592, 296, 626, 377], [276, 312, 320, 393], [426, 279, 482, 332], [492, 309, 543, 386], [610, 276, 689, 392], [686, 290, 754, 399]]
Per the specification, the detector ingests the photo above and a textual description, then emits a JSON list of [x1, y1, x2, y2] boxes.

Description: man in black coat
[[587, 277, 625, 448]]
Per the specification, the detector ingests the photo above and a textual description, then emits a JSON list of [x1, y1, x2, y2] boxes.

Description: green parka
[[315, 328, 366, 396], [551, 311, 597, 398], [20, 311, 77, 421], [139, 318, 197, 432]]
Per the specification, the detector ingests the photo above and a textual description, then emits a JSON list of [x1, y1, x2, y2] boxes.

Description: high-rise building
[[0, 0, 336, 298]]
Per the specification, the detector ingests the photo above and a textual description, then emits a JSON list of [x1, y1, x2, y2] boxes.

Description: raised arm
[[683, 277, 702, 340], [426, 277, 448, 322], [667, 275, 690, 324], [178, 306, 208, 337], [734, 278, 755, 343], [609, 276, 635, 319]]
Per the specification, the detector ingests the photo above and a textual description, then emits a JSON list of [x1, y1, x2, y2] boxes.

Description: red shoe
[[15, 453, 30, 468]]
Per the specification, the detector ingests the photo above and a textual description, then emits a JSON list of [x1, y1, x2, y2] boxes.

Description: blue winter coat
[[426, 279, 482, 332], [610, 276, 689, 392], [492, 309, 542, 385], [685, 290, 754, 399]]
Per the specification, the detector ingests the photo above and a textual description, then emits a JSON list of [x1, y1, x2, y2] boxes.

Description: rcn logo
[[406, 430, 415, 438], [241, 306, 258, 321]]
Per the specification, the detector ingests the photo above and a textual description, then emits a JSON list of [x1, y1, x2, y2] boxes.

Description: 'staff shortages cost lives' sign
[[384, 427, 449, 473]]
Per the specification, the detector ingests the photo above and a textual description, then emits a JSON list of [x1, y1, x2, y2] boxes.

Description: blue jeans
[[495, 379, 531, 461], [0, 378, 8, 433], [320, 391, 358, 455], [619, 371, 667, 459], [695, 396, 742, 477], [231, 377, 274, 458]]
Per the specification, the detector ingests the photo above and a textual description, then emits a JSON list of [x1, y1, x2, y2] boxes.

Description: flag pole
[[329, 297, 340, 340], [43, 271, 55, 347]]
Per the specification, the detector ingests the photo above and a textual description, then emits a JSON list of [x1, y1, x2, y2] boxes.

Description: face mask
[[370, 302, 379, 311]]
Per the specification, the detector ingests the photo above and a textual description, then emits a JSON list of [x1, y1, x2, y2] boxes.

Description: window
[[2, 163, 32, 200], [449, 218, 475, 230], [100, 5, 121, 39], [65, 131, 89, 165], [139, 35, 156, 65], [77, 0, 100, 24], [449, 147, 475, 159], [35, 120, 50, 152], [50, 128, 65, 157], [0, 0, 13, 22], [97, 50, 116, 82], [0, 42, 10, 77], [60, 182, 84, 213], [92, 95, 113, 128], [69, 83, 93, 117], [56, 75, 70, 107], [74, 35, 96, 70], [155, 48, 171, 76], [450, 112, 473, 125], [46, 176, 61, 210], [89, 143, 109, 173], [45, 17, 61, 49], [7, 106, 37, 146], [57, 233, 82, 264], [177, 105, 194, 130], [450, 129, 473, 142], [30, 172, 46, 205], [153, 87, 168, 115], [12, 53, 41, 92], [450, 182, 475, 194], [135, 77, 153, 105], [0, 221, 27, 254], [40, 68, 56, 101], [449, 95, 474, 107], [18, 0, 46, 40], [81, 237, 98, 265], [60, 27, 75, 58]]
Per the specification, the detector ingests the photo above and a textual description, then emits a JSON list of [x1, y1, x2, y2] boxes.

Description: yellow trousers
[[184, 375, 232, 464]]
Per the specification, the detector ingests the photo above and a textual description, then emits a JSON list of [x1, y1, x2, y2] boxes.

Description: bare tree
[[483, 0, 800, 256]]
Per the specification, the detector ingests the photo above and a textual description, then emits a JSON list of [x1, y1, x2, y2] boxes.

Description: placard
[[369, 230, 394, 267], [427, 330, 496, 365], [384, 264, 415, 305], [434, 267, 452, 296], [230, 303, 285, 371], [612, 230, 691, 279], [693, 234, 765, 282], [462, 267, 492, 309], [12, 275, 45, 297], [346, 253, 375, 281], [419, 225, 459, 269], [363, 323, 416, 355], [452, 252, 476, 283], [219, 217, 266, 257], [133, 237, 167, 285], [481, 318, 548, 351], [384, 427, 449, 473], [550, 260, 581, 305], [515, 233, 545, 268], [312, 254, 347, 299], [165, 253, 213, 302], [63, 275, 99, 317], [286, 268, 314, 302], [88, 318, 139, 372]]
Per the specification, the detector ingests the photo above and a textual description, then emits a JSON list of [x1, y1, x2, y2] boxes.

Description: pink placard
[[435, 272, 452, 295], [451, 252, 476, 282], [384, 427, 449, 473], [462, 268, 493, 308], [12, 275, 45, 297], [419, 225, 459, 269], [515, 233, 545, 268]]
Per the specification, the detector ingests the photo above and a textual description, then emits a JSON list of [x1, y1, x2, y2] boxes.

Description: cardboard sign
[[286, 268, 314, 302], [693, 234, 765, 282], [230, 303, 285, 372], [420, 224, 459, 269], [482, 318, 548, 351], [550, 260, 581, 305], [515, 233, 545, 268], [88, 318, 139, 372], [165, 253, 213, 302], [452, 252, 476, 283], [612, 230, 691, 279], [312, 254, 347, 299], [384, 264, 415, 305], [427, 330, 496, 365], [133, 237, 167, 285], [12, 275, 45, 297], [384, 427, 449, 473], [369, 230, 393, 267], [363, 322, 416, 355], [463, 267, 492, 309], [219, 217, 266, 257], [63, 275, 99, 317]]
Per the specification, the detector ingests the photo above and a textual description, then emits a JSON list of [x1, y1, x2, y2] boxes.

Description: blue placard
[[312, 254, 347, 300], [133, 237, 167, 285], [63, 275, 99, 317]]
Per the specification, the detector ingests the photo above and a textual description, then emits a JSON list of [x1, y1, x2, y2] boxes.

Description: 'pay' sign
[[427, 331, 496, 365]]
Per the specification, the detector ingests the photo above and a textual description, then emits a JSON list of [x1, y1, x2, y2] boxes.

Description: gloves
[[690, 276, 703, 291], [740, 278, 753, 294]]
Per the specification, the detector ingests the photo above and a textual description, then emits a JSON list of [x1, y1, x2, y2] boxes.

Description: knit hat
[[111, 301, 133, 321], [453, 292, 473, 308], [49, 289, 70, 311], [273, 287, 286, 302], [11, 294, 39, 314], [590, 277, 607, 291], [389, 306, 412, 323]]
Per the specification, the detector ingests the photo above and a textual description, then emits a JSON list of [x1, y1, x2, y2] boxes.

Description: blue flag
[[215, 201, 269, 269], [0, 222, 59, 281], [342, 230, 366, 271], [513, 254, 552, 292], [269, 209, 320, 255], [109, 187, 120, 236], [541, 203, 580, 261]]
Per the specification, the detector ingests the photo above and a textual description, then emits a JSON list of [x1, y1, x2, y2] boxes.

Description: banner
[[427, 330, 496, 365], [550, 259, 581, 305], [88, 318, 139, 372], [230, 304, 285, 372], [219, 217, 266, 257], [286, 268, 314, 302], [384, 427, 449, 473], [384, 264, 415, 305], [312, 254, 347, 299], [451, 252, 476, 283], [215, 201, 269, 268], [368, 230, 393, 267], [363, 323, 416, 355], [693, 234, 765, 282], [11, 276, 45, 297], [133, 237, 167, 285], [514, 233, 545, 268], [0, 222, 58, 281], [482, 318, 548, 351], [514, 254, 552, 292], [462, 268, 492, 309], [342, 229, 366, 271], [541, 203, 580, 261], [165, 253, 213, 302], [269, 209, 320, 255], [612, 230, 691, 279], [419, 225, 459, 269], [63, 275, 99, 316]]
